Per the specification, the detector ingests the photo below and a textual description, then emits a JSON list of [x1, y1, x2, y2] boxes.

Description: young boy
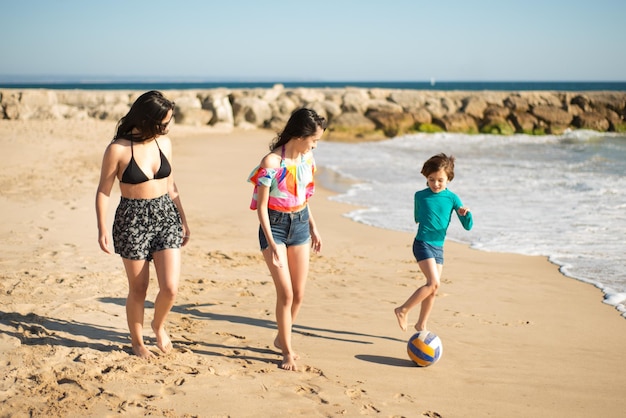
[[394, 153, 473, 332]]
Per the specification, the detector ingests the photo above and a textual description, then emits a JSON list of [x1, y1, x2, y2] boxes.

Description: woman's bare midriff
[[119, 178, 169, 200]]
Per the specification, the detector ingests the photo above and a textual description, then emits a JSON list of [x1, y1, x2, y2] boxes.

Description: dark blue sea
[[1, 80, 625, 91]]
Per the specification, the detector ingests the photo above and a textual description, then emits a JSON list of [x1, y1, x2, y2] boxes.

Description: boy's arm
[[414, 192, 420, 224], [456, 207, 473, 230]]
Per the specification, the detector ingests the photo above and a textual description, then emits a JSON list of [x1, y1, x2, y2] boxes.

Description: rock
[[480, 116, 516, 135], [440, 113, 478, 133], [366, 110, 416, 137], [292, 88, 326, 104], [509, 112, 538, 134], [504, 95, 530, 112], [571, 95, 591, 112], [2, 88, 624, 135], [484, 105, 510, 119], [365, 99, 404, 114], [416, 123, 445, 133], [424, 98, 449, 120], [20, 90, 58, 107], [522, 92, 563, 107], [477, 92, 508, 106], [306, 100, 342, 123], [175, 108, 214, 126], [368, 88, 391, 100], [409, 108, 432, 125], [262, 84, 285, 102], [266, 114, 290, 132], [328, 112, 381, 140], [547, 124, 569, 135], [1, 91, 21, 119], [232, 97, 272, 127], [573, 112, 610, 131], [6, 90, 59, 120], [565, 103, 585, 117], [202, 93, 234, 126], [587, 92, 626, 114], [89, 102, 130, 121], [341, 89, 370, 113], [389, 90, 427, 109], [174, 95, 202, 110], [461, 96, 488, 119], [593, 106, 622, 126], [531, 105, 573, 126]]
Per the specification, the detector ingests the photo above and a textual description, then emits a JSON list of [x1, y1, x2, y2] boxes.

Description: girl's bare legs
[[151, 248, 181, 354], [263, 243, 310, 371], [122, 258, 153, 358], [394, 258, 442, 331]]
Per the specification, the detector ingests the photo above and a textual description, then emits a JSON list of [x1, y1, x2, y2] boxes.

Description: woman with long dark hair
[[96, 90, 190, 358]]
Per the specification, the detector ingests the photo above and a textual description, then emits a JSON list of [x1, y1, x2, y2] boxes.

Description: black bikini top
[[121, 139, 172, 184]]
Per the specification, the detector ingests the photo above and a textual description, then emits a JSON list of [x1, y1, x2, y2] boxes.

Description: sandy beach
[[1, 119, 625, 418]]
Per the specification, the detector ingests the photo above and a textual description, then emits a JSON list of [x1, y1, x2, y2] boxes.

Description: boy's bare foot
[[274, 336, 299, 359], [152, 321, 173, 354], [414, 323, 427, 332], [394, 307, 408, 331], [281, 353, 298, 371], [132, 343, 155, 359]]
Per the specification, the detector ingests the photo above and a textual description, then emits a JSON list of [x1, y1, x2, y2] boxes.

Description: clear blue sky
[[2, 0, 625, 82]]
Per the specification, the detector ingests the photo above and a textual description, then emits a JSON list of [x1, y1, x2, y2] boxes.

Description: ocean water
[[1, 80, 626, 92], [314, 131, 626, 319]]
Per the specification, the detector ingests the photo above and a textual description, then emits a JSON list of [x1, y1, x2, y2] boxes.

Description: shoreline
[[1, 120, 625, 417], [316, 160, 626, 321]]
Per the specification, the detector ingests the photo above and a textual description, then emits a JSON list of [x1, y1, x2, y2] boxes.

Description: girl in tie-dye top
[[248, 108, 326, 372], [248, 146, 315, 212]]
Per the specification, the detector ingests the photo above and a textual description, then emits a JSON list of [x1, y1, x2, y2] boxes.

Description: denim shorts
[[413, 239, 444, 264], [259, 206, 311, 250], [113, 194, 183, 261]]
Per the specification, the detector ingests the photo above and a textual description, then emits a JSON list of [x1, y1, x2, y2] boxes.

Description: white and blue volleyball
[[407, 331, 443, 367]]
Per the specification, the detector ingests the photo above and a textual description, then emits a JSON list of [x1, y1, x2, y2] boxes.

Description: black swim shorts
[[113, 194, 183, 261]]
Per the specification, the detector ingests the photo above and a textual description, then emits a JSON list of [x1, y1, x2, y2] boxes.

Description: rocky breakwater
[[1, 86, 625, 139]]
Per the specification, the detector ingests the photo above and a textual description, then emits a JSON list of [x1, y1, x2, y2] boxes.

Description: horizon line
[[1, 76, 625, 84]]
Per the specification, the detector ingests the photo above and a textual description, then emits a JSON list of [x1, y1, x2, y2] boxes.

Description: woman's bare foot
[[394, 307, 408, 331], [281, 353, 298, 371], [132, 343, 155, 359], [273, 336, 299, 360], [152, 321, 173, 354]]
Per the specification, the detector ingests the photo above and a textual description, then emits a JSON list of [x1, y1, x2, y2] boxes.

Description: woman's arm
[[163, 137, 190, 245], [168, 178, 190, 245], [95, 144, 119, 254]]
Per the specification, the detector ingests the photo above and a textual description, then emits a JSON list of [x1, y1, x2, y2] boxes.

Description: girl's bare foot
[[132, 343, 155, 359], [152, 321, 173, 354], [273, 336, 299, 359], [281, 353, 298, 371], [394, 307, 408, 331]]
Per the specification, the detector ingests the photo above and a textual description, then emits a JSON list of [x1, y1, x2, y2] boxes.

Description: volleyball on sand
[[407, 331, 442, 367]]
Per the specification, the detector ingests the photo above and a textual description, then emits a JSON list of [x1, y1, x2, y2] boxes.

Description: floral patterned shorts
[[113, 194, 183, 261]]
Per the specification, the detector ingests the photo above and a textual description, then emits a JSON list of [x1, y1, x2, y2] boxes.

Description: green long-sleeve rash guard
[[414, 188, 473, 246]]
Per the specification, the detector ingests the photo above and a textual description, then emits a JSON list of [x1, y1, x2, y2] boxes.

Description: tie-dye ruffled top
[[248, 148, 316, 212]]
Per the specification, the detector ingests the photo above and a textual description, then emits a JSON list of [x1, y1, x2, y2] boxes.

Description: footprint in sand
[[346, 387, 366, 400]]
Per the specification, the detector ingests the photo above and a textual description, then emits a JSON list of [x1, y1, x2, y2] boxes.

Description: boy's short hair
[[421, 153, 456, 181]]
